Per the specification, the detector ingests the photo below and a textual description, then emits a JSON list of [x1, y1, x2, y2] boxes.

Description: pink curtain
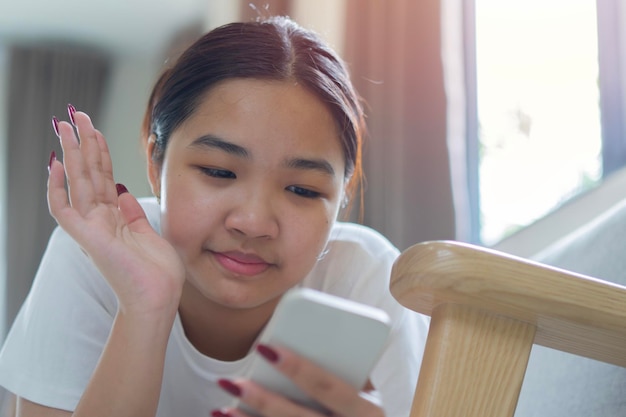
[[343, 0, 457, 249]]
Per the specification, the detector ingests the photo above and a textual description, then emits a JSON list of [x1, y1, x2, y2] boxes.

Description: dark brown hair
[[142, 16, 364, 199]]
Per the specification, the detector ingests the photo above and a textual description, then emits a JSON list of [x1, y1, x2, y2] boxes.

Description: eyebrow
[[188, 134, 336, 177], [286, 157, 336, 177], [188, 134, 250, 158]]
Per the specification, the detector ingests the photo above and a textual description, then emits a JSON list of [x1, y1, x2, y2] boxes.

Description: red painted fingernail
[[211, 410, 233, 417], [217, 379, 242, 397], [67, 103, 77, 125], [116, 183, 128, 196], [48, 150, 56, 172], [256, 344, 279, 363], [52, 116, 60, 137]]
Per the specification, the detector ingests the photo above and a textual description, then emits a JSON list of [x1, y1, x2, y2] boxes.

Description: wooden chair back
[[390, 240, 626, 417]]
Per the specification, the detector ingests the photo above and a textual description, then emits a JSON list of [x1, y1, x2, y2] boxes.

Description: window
[[468, 0, 626, 245]]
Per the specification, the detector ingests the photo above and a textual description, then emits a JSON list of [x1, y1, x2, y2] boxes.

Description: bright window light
[[476, 0, 602, 245]]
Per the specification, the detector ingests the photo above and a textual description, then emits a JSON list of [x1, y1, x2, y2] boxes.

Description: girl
[[0, 16, 428, 417]]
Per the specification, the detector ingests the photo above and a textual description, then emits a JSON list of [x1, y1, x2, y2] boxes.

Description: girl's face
[[148, 78, 346, 311]]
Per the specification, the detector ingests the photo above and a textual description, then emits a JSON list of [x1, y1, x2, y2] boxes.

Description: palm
[[48, 111, 185, 314]]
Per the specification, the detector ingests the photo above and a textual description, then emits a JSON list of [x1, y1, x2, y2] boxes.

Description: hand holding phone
[[237, 287, 391, 416]]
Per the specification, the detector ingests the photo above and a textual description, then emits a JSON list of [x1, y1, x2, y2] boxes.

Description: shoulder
[[301, 222, 399, 298], [327, 222, 400, 260]]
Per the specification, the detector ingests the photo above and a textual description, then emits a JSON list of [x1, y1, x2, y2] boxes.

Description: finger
[[47, 153, 86, 235], [94, 128, 118, 204], [116, 185, 155, 235], [255, 344, 385, 417], [73, 110, 108, 203], [47, 151, 69, 219], [216, 379, 321, 417], [56, 118, 96, 214]]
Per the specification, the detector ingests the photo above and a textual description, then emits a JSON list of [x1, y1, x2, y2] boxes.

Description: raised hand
[[47, 105, 185, 316]]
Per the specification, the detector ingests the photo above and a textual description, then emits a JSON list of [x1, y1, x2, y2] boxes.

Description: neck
[[177, 283, 278, 361]]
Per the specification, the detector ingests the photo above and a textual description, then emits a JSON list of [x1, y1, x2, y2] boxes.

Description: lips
[[213, 251, 272, 276]]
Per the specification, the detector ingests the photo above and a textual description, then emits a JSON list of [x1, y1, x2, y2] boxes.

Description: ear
[[146, 134, 162, 199]]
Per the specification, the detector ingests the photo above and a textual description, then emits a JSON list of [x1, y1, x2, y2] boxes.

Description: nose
[[224, 189, 279, 239]]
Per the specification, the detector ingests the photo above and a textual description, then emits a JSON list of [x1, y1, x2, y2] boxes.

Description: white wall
[[206, 0, 240, 29], [292, 0, 347, 53]]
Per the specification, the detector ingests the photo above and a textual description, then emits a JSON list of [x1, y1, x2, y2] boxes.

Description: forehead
[[171, 78, 345, 167], [195, 78, 334, 128]]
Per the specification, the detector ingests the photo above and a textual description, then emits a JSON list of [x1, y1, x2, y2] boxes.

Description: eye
[[286, 185, 321, 199], [199, 167, 236, 179]]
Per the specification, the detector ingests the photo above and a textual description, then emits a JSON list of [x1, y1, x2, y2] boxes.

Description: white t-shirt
[[0, 198, 428, 417]]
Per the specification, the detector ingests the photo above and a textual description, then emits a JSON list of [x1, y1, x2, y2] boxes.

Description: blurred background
[[1, 0, 626, 364], [0, 0, 458, 343]]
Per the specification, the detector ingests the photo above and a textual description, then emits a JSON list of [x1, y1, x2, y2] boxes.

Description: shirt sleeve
[[0, 226, 117, 411]]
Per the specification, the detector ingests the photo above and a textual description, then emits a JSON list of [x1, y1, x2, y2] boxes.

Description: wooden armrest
[[390, 240, 626, 417]]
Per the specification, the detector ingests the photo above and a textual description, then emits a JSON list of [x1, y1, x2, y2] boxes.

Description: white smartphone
[[236, 287, 392, 416]]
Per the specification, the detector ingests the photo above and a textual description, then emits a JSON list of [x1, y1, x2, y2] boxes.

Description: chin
[[213, 291, 283, 311]]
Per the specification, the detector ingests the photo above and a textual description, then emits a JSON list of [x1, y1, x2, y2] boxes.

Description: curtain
[[343, 0, 457, 250], [4, 44, 110, 336]]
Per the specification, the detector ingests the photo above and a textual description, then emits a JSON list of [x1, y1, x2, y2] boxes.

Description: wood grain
[[391, 240, 626, 417], [391, 240, 626, 367], [410, 303, 535, 417]]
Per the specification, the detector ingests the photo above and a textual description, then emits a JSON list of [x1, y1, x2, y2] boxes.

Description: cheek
[[160, 192, 219, 251], [159, 166, 208, 235], [283, 209, 335, 261]]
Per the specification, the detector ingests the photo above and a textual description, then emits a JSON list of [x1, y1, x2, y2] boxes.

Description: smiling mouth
[[213, 251, 272, 277]]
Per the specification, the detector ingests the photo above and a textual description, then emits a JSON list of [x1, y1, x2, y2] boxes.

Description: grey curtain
[[4, 44, 110, 336]]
